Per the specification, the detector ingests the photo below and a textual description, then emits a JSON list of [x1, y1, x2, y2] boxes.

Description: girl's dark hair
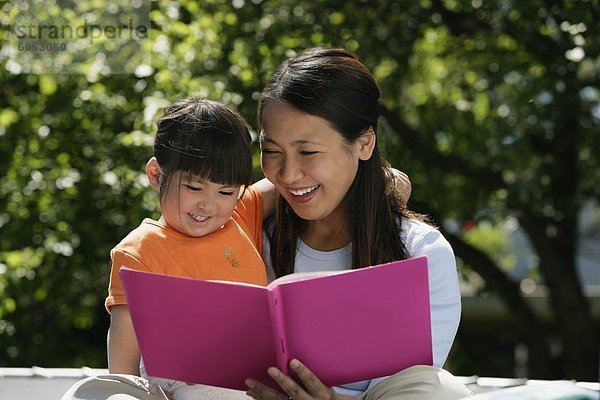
[[154, 98, 253, 200], [259, 48, 413, 278]]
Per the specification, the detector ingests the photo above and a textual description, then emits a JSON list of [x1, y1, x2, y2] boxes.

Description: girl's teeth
[[191, 214, 208, 222], [290, 185, 319, 196]]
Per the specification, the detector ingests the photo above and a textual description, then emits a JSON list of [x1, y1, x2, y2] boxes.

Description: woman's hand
[[391, 169, 412, 206], [245, 359, 356, 400]]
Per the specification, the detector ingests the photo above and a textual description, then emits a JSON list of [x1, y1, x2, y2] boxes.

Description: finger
[[288, 359, 334, 399], [245, 378, 287, 400], [267, 366, 309, 400]]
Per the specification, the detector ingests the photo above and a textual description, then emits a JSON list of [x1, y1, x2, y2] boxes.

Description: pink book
[[120, 256, 432, 391]]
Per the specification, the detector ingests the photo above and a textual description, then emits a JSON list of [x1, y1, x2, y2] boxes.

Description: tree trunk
[[520, 213, 599, 380], [444, 231, 557, 378]]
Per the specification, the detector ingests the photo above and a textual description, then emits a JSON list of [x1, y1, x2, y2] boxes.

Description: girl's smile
[[146, 161, 241, 238], [188, 213, 210, 223]]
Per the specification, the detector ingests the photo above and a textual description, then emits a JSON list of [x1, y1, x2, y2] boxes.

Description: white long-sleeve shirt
[[262, 218, 462, 397]]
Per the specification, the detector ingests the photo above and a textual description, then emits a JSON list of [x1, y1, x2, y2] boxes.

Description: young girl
[[105, 98, 273, 400]]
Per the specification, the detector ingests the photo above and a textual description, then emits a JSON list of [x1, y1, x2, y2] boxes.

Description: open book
[[120, 256, 432, 391]]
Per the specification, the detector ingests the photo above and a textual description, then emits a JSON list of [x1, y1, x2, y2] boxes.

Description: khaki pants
[[360, 366, 472, 400], [60, 374, 251, 400], [60, 374, 171, 400], [61, 366, 471, 400]]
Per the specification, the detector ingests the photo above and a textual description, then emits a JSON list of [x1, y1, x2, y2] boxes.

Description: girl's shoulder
[[234, 186, 262, 216], [113, 218, 182, 251]]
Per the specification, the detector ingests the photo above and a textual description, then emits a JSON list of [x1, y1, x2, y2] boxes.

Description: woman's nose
[[278, 156, 303, 184]]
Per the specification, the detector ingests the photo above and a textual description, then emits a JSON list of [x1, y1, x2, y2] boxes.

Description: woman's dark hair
[[154, 98, 253, 201], [259, 48, 413, 278]]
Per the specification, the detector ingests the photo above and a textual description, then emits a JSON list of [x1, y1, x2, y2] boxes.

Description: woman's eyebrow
[[259, 136, 320, 146], [258, 135, 275, 144]]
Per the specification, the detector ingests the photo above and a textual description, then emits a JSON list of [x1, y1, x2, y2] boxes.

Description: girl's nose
[[196, 195, 216, 213]]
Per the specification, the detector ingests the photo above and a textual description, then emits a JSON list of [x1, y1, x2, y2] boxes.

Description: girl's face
[[260, 102, 375, 226], [157, 170, 241, 237]]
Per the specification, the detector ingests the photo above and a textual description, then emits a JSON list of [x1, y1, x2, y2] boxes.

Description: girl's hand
[[245, 359, 356, 400]]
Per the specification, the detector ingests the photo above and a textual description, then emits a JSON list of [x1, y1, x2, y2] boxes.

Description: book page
[[120, 267, 278, 390], [274, 257, 433, 387], [267, 270, 347, 290]]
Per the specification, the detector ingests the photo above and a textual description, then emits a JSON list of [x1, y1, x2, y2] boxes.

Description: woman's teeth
[[289, 185, 319, 196]]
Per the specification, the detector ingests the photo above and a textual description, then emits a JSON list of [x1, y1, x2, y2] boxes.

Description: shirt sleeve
[[234, 186, 264, 252], [411, 228, 461, 368], [105, 249, 149, 313]]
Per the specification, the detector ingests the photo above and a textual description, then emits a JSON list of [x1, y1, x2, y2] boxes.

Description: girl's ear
[[146, 157, 162, 190], [357, 127, 376, 161]]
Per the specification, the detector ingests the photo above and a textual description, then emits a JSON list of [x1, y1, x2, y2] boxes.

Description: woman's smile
[[260, 102, 362, 225], [289, 184, 320, 197]]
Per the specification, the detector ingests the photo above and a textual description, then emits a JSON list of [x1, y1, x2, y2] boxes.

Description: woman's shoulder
[[400, 217, 438, 240], [400, 217, 453, 259]]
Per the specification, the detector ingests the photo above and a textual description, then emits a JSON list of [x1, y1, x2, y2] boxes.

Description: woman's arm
[[412, 228, 461, 367], [107, 305, 142, 375], [252, 171, 411, 217]]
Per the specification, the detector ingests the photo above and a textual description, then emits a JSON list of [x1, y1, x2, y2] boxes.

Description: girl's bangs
[[170, 131, 251, 186]]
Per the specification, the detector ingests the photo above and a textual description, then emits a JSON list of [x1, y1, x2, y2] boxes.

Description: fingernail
[[245, 379, 255, 389], [268, 367, 279, 378], [290, 359, 301, 369]]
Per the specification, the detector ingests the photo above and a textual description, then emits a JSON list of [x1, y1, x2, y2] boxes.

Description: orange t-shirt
[[105, 187, 266, 312]]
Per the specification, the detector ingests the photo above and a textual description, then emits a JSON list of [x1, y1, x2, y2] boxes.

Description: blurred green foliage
[[1, 0, 599, 380]]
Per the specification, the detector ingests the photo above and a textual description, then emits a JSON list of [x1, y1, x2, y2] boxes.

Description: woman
[[244, 48, 470, 400]]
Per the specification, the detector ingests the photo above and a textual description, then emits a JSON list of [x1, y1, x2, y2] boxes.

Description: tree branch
[[379, 104, 505, 191]]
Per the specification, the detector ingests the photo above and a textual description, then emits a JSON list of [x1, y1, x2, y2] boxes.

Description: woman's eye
[[261, 148, 279, 155], [300, 150, 318, 155]]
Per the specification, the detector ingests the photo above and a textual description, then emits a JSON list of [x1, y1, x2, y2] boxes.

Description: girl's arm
[[252, 178, 276, 219], [107, 305, 142, 375], [251, 170, 410, 220]]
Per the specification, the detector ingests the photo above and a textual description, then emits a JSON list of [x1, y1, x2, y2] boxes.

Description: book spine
[[269, 285, 290, 374]]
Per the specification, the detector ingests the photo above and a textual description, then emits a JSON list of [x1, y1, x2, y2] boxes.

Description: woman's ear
[[357, 127, 376, 161], [146, 157, 162, 190]]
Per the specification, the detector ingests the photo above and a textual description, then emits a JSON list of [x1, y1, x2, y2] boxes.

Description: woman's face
[[260, 101, 374, 224]]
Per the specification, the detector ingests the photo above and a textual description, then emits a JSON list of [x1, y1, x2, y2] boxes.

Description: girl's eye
[[184, 184, 201, 192], [219, 191, 235, 196]]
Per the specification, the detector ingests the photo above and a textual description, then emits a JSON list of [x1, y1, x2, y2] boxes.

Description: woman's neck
[[301, 217, 351, 251]]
